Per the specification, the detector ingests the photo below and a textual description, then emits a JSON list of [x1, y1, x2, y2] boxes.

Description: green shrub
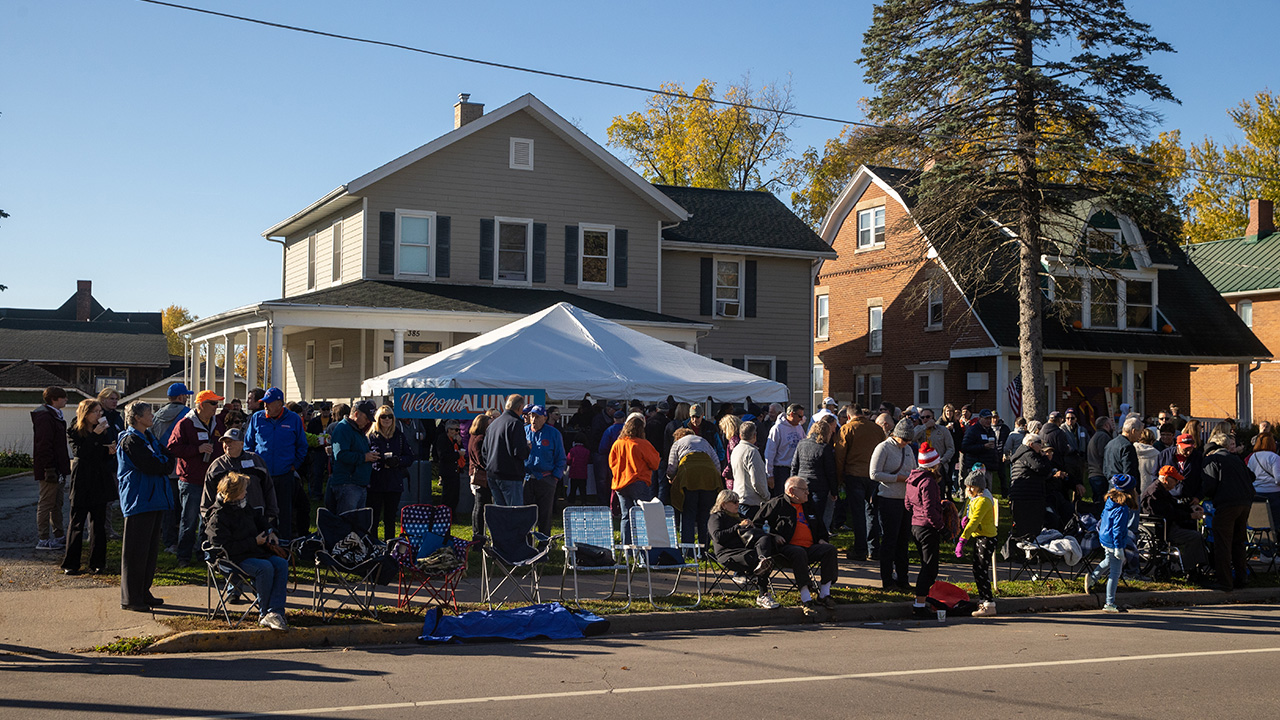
[[0, 451, 32, 468]]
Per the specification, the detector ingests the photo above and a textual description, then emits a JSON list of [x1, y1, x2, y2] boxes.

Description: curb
[[144, 586, 1280, 654]]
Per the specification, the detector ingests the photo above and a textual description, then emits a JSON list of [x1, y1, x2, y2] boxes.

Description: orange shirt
[[609, 436, 661, 491], [789, 502, 813, 548]]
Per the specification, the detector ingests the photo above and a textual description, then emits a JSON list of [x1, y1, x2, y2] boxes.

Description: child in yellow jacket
[[956, 467, 998, 616]]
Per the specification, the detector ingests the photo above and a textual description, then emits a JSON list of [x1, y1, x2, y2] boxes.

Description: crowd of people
[[28, 378, 1278, 622]]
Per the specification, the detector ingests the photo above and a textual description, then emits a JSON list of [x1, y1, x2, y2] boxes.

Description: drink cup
[[936, 609, 946, 623]]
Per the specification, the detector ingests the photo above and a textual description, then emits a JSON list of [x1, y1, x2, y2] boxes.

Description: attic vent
[[510, 137, 534, 170]]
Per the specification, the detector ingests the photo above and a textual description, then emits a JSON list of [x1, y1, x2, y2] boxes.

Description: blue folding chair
[[481, 504, 554, 609], [560, 506, 632, 610], [627, 503, 702, 609]]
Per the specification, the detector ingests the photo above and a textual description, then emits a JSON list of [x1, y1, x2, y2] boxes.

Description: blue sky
[[3, 0, 1276, 319]]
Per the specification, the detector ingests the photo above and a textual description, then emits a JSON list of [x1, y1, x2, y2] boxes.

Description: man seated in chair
[[708, 490, 779, 609], [754, 476, 839, 614], [1140, 464, 1215, 587]]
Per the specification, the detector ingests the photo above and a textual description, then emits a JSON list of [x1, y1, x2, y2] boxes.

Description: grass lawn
[[0, 467, 32, 479]]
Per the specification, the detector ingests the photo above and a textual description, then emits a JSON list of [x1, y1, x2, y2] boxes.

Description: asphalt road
[[3, 604, 1278, 719]]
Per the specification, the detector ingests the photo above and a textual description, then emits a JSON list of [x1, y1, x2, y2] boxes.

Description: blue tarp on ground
[[418, 602, 610, 644]]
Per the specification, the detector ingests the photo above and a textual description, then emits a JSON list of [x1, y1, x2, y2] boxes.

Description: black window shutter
[[699, 257, 713, 316], [479, 218, 494, 280], [614, 229, 628, 288], [775, 360, 788, 385], [744, 260, 758, 318], [435, 216, 451, 278], [564, 225, 578, 284], [378, 211, 395, 275], [730, 358, 744, 370], [532, 223, 547, 283]]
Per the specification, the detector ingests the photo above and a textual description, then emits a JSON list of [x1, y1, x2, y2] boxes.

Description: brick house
[[177, 94, 831, 405], [812, 165, 1270, 422], [1185, 199, 1279, 424]]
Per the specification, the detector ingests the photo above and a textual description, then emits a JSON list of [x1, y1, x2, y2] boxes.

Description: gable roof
[[1183, 232, 1280, 295], [0, 292, 162, 331], [0, 326, 171, 367], [654, 185, 835, 257], [0, 361, 75, 390], [264, 279, 706, 327], [853, 166, 1271, 361], [263, 94, 689, 238]]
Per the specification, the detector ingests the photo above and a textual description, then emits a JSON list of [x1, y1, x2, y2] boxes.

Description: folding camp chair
[[396, 504, 477, 612], [627, 501, 702, 609], [481, 504, 554, 609], [559, 505, 632, 610], [1246, 501, 1278, 574], [202, 542, 262, 627], [312, 507, 388, 621], [704, 552, 756, 598], [1005, 534, 1072, 587]]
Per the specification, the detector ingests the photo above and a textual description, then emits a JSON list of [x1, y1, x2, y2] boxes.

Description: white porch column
[[246, 329, 259, 393], [204, 340, 215, 393], [182, 340, 190, 389], [1122, 358, 1136, 412], [392, 329, 406, 369], [995, 354, 1011, 421], [222, 333, 233, 398], [270, 324, 285, 389]]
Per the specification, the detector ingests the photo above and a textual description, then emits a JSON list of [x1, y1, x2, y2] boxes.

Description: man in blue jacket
[[244, 387, 308, 540], [524, 405, 566, 536]]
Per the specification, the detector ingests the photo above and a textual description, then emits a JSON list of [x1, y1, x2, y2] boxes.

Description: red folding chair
[[396, 504, 476, 612]]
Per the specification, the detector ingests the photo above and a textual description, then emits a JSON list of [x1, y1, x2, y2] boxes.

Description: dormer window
[[1051, 274, 1156, 331], [1082, 211, 1124, 253]]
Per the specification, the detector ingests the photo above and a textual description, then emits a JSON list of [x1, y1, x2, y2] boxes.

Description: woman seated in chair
[[206, 473, 290, 631], [708, 490, 779, 609]]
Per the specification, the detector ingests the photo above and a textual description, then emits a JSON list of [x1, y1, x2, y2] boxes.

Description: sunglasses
[[920, 415, 934, 420]]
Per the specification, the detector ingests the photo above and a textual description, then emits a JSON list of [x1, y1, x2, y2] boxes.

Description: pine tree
[[859, 0, 1177, 420]]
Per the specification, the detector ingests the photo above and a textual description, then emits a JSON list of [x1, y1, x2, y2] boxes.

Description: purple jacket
[[903, 467, 943, 528]]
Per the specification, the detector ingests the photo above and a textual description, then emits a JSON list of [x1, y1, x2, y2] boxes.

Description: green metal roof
[[1183, 231, 1280, 294]]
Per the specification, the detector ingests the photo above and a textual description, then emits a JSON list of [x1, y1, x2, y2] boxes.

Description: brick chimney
[[75, 280, 92, 322], [453, 93, 484, 129], [1246, 198, 1275, 238]]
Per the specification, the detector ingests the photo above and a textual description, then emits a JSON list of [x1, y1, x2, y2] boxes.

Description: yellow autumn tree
[[1183, 90, 1280, 243], [606, 77, 797, 191], [160, 305, 197, 356]]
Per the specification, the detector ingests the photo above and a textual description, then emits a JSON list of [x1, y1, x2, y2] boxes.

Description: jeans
[[331, 484, 368, 516], [489, 474, 526, 508], [841, 475, 869, 557], [877, 496, 910, 586], [1091, 546, 1125, 606], [162, 476, 180, 547], [618, 480, 653, 547], [175, 481, 203, 562], [1089, 475, 1108, 504], [272, 473, 296, 541], [911, 524, 940, 598], [240, 555, 289, 616], [771, 466, 790, 498], [680, 488, 717, 546]]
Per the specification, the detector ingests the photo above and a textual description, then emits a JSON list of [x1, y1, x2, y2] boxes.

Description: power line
[[138, 0, 1280, 186]]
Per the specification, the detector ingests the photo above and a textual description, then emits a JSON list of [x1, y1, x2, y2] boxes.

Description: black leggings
[[367, 490, 400, 541], [911, 524, 940, 598]]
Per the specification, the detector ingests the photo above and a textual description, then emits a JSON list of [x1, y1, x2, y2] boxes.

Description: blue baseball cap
[[261, 387, 284, 405], [167, 382, 194, 398], [528, 404, 547, 417]]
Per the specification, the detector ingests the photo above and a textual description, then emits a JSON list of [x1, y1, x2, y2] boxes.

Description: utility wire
[[139, 0, 1280, 185]]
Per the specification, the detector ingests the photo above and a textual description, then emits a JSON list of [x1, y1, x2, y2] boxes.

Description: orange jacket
[[609, 436, 661, 491]]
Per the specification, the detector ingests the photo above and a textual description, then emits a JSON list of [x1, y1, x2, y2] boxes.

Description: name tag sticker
[[196, 432, 209, 440], [242, 460, 255, 468]]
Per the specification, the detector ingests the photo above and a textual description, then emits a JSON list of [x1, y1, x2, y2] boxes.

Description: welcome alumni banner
[[393, 388, 546, 419]]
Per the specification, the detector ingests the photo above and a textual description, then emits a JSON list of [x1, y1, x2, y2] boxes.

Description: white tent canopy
[[360, 302, 789, 404]]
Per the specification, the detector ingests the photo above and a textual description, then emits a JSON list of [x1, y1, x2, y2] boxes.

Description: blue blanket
[[419, 602, 609, 644]]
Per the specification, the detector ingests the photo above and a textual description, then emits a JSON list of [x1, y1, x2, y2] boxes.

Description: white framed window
[[869, 374, 882, 409], [815, 294, 829, 339], [395, 209, 435, 278], [1053, 274, 1156, 331], [812, 364, 824, 412], [1083, 226, 1123, 253], [579, 224, 614, 288], [914, 370, 945, 412], [495, 217, 534, 285], [510, 137, 534, 170], [926, 282, 943, 329], [916, 373, 931, 408], [857, 207, 886, 249], [715, 256, 744, 318], [856, 374, 867, 408], [745, 356, 776, 380], [304, 341, 316, 401], [328, 339, 344, 369], [1238, 299, 1253, 328], [868, 305, 883, 354], [331, 219, 343, 284], [306, 231, 317, 290]]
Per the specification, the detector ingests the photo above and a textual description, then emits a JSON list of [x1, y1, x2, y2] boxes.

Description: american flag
[[1007, 374, 1023, 418]]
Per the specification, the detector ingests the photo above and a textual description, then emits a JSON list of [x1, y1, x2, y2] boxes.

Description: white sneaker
[[972, 601, 997, 617], [259, 612, 288, 631], [756, 593, 781, 609]]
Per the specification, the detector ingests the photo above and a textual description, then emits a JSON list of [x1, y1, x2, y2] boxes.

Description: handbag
[[572, 542, 615, 567], [265, 542, 289, 559]]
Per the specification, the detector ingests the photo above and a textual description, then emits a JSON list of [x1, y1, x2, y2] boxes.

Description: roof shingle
[[654, 185, 833, 254]]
